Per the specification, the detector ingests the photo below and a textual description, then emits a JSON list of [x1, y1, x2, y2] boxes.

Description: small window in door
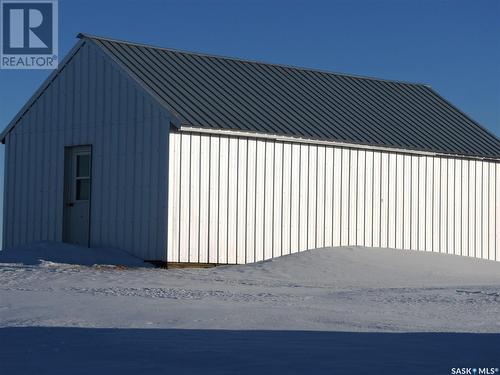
[[77, 154, 90, 177], [75, 154, 91, 201], [76, 179, 90, 200]]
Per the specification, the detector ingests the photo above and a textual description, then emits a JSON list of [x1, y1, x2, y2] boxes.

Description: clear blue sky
[[0, 0, 499, 242]]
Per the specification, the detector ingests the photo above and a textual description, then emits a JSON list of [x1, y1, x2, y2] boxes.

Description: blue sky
[[0, 0, 499, 241], [1, 0, 499, 134]]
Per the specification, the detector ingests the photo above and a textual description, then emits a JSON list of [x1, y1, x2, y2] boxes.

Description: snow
[[0, 241, 148, 267], [1, 242, 500, 374]]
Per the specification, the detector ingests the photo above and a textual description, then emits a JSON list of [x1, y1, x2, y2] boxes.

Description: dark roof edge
[[77, 32, 431, 88], [426, 87, 500, 144]]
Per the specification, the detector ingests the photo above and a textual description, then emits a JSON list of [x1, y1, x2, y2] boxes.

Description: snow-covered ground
[[1, 242, 500, 374]]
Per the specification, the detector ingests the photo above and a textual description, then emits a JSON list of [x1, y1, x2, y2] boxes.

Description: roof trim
[[77, 32, 431, 87], [178, 125, 500, 162], [0, 39, 86, 143], [426, 86, 500, 149]]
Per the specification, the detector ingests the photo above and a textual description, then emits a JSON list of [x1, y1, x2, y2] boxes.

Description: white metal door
[[63, 146, 92, 246]]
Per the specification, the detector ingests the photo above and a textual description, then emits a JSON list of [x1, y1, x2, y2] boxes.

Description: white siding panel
[[236, 138, 248, 264], [388, 153, 397, 249], [403, 155, 411, 250], [380, 153, 389, 248], [255, 140, 266, 261], [357, 150, 366, 246], [208, 137, 220, 264], [290, 144, 300, 253], [395, 154, 404, 249], [461, 160, 469, 257], [425, 157, 433, 252], [340, 149, 350, 246], [482, 162, 489, 260], [440, 158, 448, 254], [264, 141, 275, 260], [332, 148, 342, 246], [432, 158, 441, 253], [299, 144, 309, 251], [488, 163, 495, 260], [218, 137, 229, 263], [227, 137, 238, 263], [189, 134, 200, 263], [308, 146, 317, 249], [475, 161, 483, 258], [446, 160, 456, 254], [417, 156, 426, 251], [164, 135, 497, 265], [245, 139, 256, 263], [273, 142, 283, 258], [364, 151, 374, 247], [167, 132, 180, 262], [469, 161, 476, 258], [454, 160, 462, 256], [496, 164, 500, 261], [199, 135, 210, 263], [281, 143, 292, 255], [316, 146, 326, 248], [372, 152, 382, 248], [410, 155, 419, 251], [324, 147, 334, 247], [179, 134, 191, 262], [349, 150, 358, 246]]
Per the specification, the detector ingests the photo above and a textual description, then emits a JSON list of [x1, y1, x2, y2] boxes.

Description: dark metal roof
[[83, 34, 500, 158]]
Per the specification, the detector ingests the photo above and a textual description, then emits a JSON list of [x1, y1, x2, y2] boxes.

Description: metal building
[[2, 33, 500, 263]]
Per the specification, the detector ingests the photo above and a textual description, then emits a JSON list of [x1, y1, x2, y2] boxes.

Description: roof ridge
[[77, 32, 431, 87]]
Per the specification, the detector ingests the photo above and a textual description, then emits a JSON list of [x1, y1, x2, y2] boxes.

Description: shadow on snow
[[1, 327, 499, 374]]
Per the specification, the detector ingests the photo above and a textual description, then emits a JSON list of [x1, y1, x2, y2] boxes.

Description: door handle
[[66, 202, 74, 207]]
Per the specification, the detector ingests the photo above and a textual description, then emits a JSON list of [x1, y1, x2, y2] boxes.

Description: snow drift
[[212, 246, 500, 289]]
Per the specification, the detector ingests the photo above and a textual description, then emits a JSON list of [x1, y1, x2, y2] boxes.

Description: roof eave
[[178, 124, 500, 161]]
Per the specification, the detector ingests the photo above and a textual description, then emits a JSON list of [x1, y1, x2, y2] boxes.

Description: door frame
[[62, 144, 93, 247]]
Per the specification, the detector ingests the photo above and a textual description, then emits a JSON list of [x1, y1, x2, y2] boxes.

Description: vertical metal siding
[[364, 151, 374, 247], [496, 163, 500, 260], [199, 135, 211, 263], [3, 41, 170, 260], [273, 142, 283, 257], [316, 146, 326, 248], [168, 130, 500, 264], [281, 143, 292, 254], [218, 137, 229, 263], [372, 152, 382, 248]]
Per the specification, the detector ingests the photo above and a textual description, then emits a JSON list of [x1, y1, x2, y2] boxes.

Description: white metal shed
[[2, 34, 500, 264]]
